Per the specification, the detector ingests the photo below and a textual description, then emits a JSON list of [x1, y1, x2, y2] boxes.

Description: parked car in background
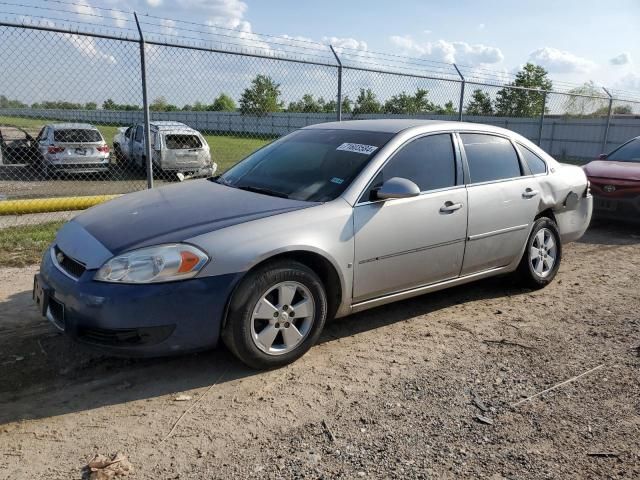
[[583, 136, 640, 222], [0, 125, 40, 165], [113, 121, 214, 176], [34, 120, 591, 369], [35, 123, 110, 177]]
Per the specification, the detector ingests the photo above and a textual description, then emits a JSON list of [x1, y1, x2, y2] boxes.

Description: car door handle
[[522, 188, 539, 199], [440, 201, 463, 213]]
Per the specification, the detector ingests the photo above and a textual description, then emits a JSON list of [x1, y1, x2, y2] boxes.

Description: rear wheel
[[222, 260, 328, 369], [516, 217, 562, 289]]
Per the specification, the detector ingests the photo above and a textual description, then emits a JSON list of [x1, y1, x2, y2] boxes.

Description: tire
[[222, 260, 328, 369], [515, 216, 562, 289]]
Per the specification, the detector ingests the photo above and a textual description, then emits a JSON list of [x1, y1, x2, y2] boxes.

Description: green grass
[[0, 221, 64, 267], [0, 116, 270, 173]]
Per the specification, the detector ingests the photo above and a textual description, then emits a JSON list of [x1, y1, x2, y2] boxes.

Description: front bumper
[[37, 247, 242, 356], [592, 194, 640, 223]]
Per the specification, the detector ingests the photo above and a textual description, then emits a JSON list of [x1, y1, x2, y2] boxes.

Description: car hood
[[71, 179, 317, 255], [583, 160, 640, 181]]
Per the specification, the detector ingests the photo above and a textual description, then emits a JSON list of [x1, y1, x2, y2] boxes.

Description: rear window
[[164, 134, 202, 149], [608, 138, 640, 162], [53, 129, 102, 143]]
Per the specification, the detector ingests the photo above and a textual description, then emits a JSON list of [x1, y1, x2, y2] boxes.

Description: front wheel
[[222, 260, 328, 369], [515, 217, 562, 289]]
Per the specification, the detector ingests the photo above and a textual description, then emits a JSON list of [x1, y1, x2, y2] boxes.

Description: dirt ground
[[0, 221, 639, 479]]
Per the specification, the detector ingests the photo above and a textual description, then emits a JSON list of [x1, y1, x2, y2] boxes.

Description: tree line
[[1, 64, 634, 117]]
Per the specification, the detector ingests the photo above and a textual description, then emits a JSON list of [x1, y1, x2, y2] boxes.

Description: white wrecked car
[[113, 121, 215, 176]]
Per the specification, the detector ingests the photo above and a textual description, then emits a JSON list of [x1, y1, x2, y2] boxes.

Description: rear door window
[[164, 134, 202, 149], [135, 126, 143, 142], [518, 144, 547, 175], [460, 133, 522, 183], [53, 129, 102, 143]]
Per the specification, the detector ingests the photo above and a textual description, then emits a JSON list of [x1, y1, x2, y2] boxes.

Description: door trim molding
[[468, 223, 528, 242], [350, 266, 509, 313], [358, 238, 466, 264]]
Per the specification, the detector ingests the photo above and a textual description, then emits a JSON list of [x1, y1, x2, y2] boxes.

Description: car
[[0, 125, 40, 166], [113, 121, 214, 176], [33, 120, 592, 369], [583, 136, 640, 222], [35, 123, 110, 176]]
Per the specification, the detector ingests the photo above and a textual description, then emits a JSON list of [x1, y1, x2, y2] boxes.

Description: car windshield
[[216, 129, 393, 202], [608, 138, 640, 162], [53, 129, 102, 143]]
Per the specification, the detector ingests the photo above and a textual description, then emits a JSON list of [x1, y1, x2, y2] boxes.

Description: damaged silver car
[[113, 121, 214, 176]]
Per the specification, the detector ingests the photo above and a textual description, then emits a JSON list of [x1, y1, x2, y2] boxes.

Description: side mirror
[[598, 153, 608, 160], [375, 177, 420, 200]]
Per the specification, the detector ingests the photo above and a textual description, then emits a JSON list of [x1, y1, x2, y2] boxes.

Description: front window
[[608, 138, 640, 162], [217, 129, 394, 202], [53, 129, 102, 143]]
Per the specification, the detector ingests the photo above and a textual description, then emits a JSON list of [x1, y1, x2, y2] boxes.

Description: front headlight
[[95, 244, 209, 284]]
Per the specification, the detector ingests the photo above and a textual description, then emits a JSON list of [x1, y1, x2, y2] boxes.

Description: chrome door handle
[[522, 188, 539, 199], [440, 201, 463, 213]]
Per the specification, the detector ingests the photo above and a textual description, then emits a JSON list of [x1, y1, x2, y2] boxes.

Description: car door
[[121, 126, 133, 161], [353, 133, 468, 302], [132, 125, 144, 165], [458, 132, 539, 275]]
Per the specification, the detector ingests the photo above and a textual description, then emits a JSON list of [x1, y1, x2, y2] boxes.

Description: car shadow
[[0, 273, 523, 425], [579, 220, 640, 246]]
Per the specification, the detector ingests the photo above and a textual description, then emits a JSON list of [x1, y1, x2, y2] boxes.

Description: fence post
[[537, 91, 546, 147], [134, 12, 153, 189], [329, 45, 342, 122], [453, 64, 465, 121], [601, 87, 613, 154]]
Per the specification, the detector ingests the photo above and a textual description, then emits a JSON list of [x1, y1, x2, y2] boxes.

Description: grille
[[53, 245, 86, 278], [77, 325, 175, 347], [47, 297, 65, 330]]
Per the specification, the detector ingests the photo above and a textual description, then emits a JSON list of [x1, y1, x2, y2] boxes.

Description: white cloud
[[477, 23, 485, 30], [322, 36, 368, 51], [528, 47, 595, 73], [146, 0, 163, 6], [423, 29, 432, 35], [64, 34, 116, 64], [159, 18, 177, 36], [610, 52, 631, 66], [615, 72, 640, 91], [389, 35, 503, 65]]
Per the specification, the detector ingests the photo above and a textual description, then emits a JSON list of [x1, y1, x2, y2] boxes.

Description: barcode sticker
[[336, 143, 378, 155]]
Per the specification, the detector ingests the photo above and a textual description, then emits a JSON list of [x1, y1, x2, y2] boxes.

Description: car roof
[[303, 119, 519, 137], [149, 121, 192, 130], [48, 123, 97, 130]]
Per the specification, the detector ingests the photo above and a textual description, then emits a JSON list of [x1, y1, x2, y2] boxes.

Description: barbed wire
[[0, 4, 637, 99]]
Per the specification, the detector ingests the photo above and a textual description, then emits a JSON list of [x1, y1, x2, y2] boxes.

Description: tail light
[[97, 144, 110, 153], [48, 145, 64, 154]]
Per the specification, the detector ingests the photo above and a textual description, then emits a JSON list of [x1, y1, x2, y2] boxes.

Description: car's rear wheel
[[222, 260, 327, 369], [516, 216, 562, 288]]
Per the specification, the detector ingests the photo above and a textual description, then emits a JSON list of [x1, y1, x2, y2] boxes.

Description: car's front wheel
[[516, 216, 562, 288], [222, 260, 328, 369]]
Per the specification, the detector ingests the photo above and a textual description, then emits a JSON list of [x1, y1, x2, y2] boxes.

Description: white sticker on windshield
[[336, 142, 378, 155]]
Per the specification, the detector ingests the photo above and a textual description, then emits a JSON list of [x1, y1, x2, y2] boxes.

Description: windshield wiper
[[237, 185, 289, 199]]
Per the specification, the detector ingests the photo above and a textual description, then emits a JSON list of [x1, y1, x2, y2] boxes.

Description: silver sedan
[[35, 120, 592, 369]]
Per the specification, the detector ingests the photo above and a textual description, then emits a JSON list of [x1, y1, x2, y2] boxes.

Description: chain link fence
[[1, 15, 639, 226]]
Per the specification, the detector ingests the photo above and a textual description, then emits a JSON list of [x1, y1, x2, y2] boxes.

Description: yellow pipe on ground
[[0, 194, 120, 215]]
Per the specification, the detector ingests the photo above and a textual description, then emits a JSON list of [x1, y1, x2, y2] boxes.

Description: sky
[[1, 0, 639, 106]]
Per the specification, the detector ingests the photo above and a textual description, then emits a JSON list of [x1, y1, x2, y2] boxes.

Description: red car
[[583, 136, 640, 222]]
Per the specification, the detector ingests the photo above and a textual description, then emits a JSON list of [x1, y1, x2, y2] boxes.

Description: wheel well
[[535, 208, 557, 224], [242, 251, 343, 320]]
